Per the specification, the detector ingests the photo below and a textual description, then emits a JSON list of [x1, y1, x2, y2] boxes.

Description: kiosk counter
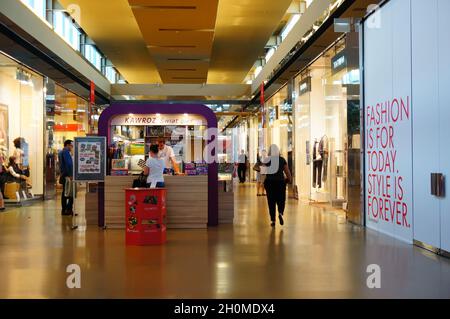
[[105, 175, 208, 229]]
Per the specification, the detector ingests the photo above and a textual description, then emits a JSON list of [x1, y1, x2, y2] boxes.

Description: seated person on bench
[[7, 156, 29, 187]]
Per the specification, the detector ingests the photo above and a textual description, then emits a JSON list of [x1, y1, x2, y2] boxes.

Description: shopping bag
[[64, 177, 73, 198], [4, 182, 20, 200], [132, 173, 147, 188]]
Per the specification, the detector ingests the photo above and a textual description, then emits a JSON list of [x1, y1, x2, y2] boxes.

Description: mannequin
[[320, 135, 329, 183], [312, 138, 323, 188]]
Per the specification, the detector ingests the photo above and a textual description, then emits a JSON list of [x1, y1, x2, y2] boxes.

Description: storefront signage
[[363, 2, 413, 243], [110, 114, 206, 126], [260, 83, 266, 129], [365, 102, 413, 241], [331, 51, 347, 75], [54, 123, 83, 132], [74, 136, 106, 182], [89, 81, 95, 134], [299, 77, 311, 96]]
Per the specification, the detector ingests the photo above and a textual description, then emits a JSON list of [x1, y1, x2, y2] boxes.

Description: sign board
[[331, 51, 347, 75], [89, 81, 95, 134], [299, 77, 311, 96], [363, 0, 413, 243], [110, 114, 206, 126], [74, 136, 106, 182]]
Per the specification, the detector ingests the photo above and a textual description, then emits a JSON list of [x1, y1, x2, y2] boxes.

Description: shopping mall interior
[[1, 0, 450, 300]]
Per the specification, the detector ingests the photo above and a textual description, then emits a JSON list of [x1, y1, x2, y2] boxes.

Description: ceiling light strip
[[130, 5, 197, 10], [158, 28, 215, 32], [172, 77, 207, 80], [147, 45, 197, 48], [167, 58, 209, 61]]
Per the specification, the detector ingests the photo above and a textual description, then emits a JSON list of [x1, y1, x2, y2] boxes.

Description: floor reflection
[[0, 183, 449, 298]]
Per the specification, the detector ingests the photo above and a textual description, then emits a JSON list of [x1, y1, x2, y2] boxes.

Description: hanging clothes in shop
[[312, 140, 322, 188], [319, 135, 329, 183]]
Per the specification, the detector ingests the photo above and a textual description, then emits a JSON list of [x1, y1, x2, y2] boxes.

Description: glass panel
[[84, 45, 102, 70], [265, 85, 291, 162], [293, 35, 360, 210], [294, 76, 311, 200], [53, 11, 81, 51], [105, 66, 117, 83], [21, 0, 46, 20], [0, 53, 44, 197]]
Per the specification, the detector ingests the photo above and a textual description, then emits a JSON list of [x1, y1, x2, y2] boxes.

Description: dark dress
[[264, 156, 288, 222]]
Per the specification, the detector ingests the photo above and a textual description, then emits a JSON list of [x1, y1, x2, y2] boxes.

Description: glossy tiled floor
[[0, 183, 450, 299]]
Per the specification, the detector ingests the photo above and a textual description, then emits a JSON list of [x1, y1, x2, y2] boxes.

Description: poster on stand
[[74, 136, 106, 182]]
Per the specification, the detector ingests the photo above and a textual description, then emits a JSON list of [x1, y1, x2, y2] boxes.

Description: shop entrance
[[44, 82, 90, 200], [293, 35, 361, 224], [0, 52, 44, 204]]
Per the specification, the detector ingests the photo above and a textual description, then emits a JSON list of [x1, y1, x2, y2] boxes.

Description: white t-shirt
[[145, 157, 165, 184], [158, 145, 175, 169], [260, 156, 268, 175], [13, 148, 24, 166]]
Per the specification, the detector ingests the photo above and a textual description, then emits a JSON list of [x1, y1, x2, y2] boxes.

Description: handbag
[[132, 173, 147, 188], [64, 177, 73, 198], [252, 163, 261, 172]]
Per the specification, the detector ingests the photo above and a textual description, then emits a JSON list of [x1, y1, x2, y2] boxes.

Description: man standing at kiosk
[[157, 139, 180, 174]]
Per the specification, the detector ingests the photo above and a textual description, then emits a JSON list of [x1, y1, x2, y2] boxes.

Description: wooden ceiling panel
[[130, 0, 218, 83], [208, 0, 293, 84], [144, 31, 214, 49], [58, 0, 160, 83], [129, 0, 218, 29], [60, 0, 296, 86]]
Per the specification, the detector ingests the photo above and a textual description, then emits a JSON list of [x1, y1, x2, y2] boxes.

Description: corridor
[[0, 183, 449, 299]]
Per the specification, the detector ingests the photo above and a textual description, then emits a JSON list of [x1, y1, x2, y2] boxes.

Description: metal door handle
[[431, 173, 445, 197]]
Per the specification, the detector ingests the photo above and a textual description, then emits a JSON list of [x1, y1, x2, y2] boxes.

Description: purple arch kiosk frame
[[98, 103, 218, 227]]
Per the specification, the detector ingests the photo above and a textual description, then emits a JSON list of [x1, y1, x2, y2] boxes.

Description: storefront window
[[44, 83, 88, 198], [293, 35, 360, 212], [0, 53, 44, 196], [232, 121, 248, 163], [47, 84, 88, 151], [265, 85, 293, 172]]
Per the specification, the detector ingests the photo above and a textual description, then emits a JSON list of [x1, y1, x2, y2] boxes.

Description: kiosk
[[97, 103, 219, 229]]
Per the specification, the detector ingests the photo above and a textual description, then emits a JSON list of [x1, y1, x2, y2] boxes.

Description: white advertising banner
[[363, 0, 413, 243]]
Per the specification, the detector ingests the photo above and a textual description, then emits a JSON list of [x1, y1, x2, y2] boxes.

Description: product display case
[[110, 124, 208, 175]]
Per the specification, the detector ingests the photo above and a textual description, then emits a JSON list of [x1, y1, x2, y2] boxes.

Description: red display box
[[125, 188, 167, 245]]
